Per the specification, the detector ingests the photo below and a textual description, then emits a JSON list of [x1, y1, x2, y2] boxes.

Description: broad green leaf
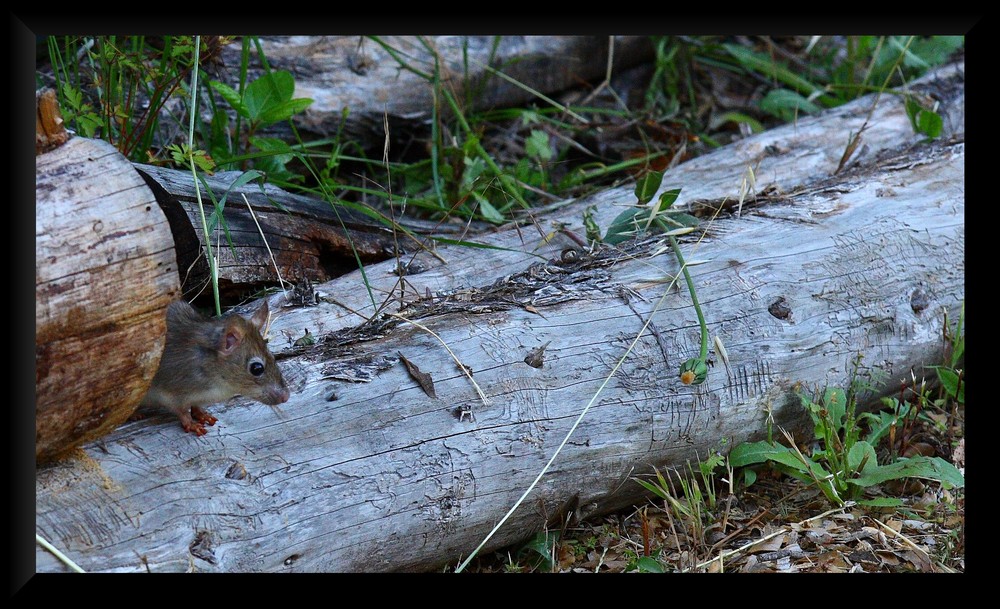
[[723, 43, 829, 101], [728, 441, 786, 467], [250, 136, 295, 177], [210, 80, 247, 118], [517, 531, 558, 571], [848, 440, 877, 475], [767, 449, 827, 478], [710, 111, 764, 134], [525, 130, 553, 161], [658, 211, 700, 228], [858, 497, 905, 508], [244, 71, 295, 122], [861, 401, 909, 445], [915, 108, 943, 138], [472, 193, 506, 224], [760, 89, 822, 122], [742, 467, 757, 487], [907, 36, 964, 69], [461, 156, 487, 192], [848, 456, 965, 488], [635, 556, 665, 573], [604, 207, 645, 245], [258, 97, 314, 126], [823, 387, 847, 432], [936, 367, 965, 403], [634, 170, 664, 204], [655, 188, 682, 211]]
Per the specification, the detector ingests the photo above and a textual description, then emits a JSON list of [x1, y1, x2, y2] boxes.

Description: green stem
[[667, 233, 708, 362]]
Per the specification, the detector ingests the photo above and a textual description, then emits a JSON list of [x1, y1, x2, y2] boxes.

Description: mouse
[[141, 299, 290, 435]]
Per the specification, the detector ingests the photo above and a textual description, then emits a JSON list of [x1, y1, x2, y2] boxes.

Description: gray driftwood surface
[[35, 63, 965, 573]]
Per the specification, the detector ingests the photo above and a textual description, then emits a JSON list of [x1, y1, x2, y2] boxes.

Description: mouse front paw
[[190, 406, 218, 427], [182, 420, 210, 436]]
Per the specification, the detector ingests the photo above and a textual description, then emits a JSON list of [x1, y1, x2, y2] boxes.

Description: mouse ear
[[220, 321, 245, 355], [249, 300, 270, 333]]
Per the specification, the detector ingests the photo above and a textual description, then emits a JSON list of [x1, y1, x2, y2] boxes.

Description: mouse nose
[[265, 385, 290, 405]]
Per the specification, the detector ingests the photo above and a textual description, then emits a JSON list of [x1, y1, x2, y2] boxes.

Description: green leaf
[[583, 205, 601, 243], [915, 108, 943, 138], [823, 387, 847, 432], [847, 440, 877, 475], [858, 497, 905, 508], [472, 193, 506, 224], [635, 556, 664, 573], [907, 36, 964, 69], [517, 531, 559, 571], [244, 71, 295, 122], [461, 156, 487, 192], [525, 129, 553, 161], [742, 467, 757, 487], [210, 80, 247, 118], [604, 207, 645, 245], [936, 367, 964, 403], [723, 43, 829, 101], [658, 211, 700, 228], [760, 89, 822, 122], [634, 170, 664, 204], [710, 111, 764, 134], [655, 188, 681, 211], [861, 401, 909, 445], [60, 82, 83, 110], [728, 441, 786, 467], [951, 335, 964, 369], [216, 167, 267, 206], [258, 97, 313, 126], [848, 456, 965, 488]]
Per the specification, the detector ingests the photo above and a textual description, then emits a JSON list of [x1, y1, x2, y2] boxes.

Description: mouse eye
[[248, 357, 265, 377]]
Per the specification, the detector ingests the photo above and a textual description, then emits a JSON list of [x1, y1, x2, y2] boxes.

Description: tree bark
[[132, 164, 451, 300], [34, 63, 965, 573], [35, 137, 180, 463]]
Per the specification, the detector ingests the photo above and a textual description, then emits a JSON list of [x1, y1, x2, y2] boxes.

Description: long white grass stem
[[455, 261, 684, 572], [36, 533, 85, 573]]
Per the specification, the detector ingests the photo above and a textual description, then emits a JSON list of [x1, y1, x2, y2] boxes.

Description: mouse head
[[217, 300, 290, 406]]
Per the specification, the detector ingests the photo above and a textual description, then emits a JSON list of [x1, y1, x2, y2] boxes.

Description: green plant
[[46, 36, 213, 161], [633, 452, 725, 546], [729, 382, 964, 507], [209, 69, 314, 177], [931, 301, 965, 407], [599, 172, 710, 385], [514, 531, 560, 572], [624, 549, 666, 573]]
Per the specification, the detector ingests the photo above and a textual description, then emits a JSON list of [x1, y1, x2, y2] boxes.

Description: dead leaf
[[398, 352, 436, 398]]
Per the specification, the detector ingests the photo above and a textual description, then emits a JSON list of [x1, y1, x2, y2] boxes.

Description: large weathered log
[[36, 137, 180, 463], [35, 63, 964, 572], [225, 36, 654, 144]]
